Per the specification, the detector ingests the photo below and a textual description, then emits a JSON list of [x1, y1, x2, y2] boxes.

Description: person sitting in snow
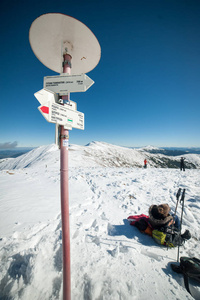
[[149, 204, 179, 229], [148, 204, 191, 246], [128, 203, 191, 247]]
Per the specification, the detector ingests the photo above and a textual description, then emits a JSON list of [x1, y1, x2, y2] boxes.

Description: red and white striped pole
[[60, 53, 72, 300]]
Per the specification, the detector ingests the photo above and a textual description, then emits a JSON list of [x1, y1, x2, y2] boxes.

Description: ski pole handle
[[174, 188, 181, 216], [176, 188, 181, 200], [180, 189, 185, 203]]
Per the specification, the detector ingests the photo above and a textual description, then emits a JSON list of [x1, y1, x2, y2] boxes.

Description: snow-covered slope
[[0, 144, 58, 170], [0, 142, 200, 299]]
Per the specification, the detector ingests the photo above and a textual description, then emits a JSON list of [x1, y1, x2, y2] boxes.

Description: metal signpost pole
[[30, 13, 101, 300], [60, 53, 71, 300]]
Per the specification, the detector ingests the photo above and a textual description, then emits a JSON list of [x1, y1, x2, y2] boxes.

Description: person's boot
[[181, 230, 191, 240], [171, 264, 182, 273]]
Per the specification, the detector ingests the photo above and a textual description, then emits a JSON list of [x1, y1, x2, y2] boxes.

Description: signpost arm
[[60, 53, 71, 300]]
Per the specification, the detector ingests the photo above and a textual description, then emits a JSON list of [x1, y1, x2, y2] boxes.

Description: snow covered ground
[[0, 142, 200, 299]]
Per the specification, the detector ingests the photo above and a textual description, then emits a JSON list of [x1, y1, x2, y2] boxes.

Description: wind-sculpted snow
[[0, 143, 200, 299]]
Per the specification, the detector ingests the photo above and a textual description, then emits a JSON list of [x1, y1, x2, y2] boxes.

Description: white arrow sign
[[38, 102, 84, 130], [43, 73, 94, 95], [34, 88, 77, 111], [34, 88, 58, 106]]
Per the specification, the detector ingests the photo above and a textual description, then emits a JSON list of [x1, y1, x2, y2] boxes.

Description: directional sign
[[38, 101, 84, 130], [34, 88, 77, 111], [34, 88, 58, 106], [43, 73, 94, 95]]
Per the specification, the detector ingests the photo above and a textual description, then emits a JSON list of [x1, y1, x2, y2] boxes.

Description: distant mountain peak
[[139, 145, 163, 151]]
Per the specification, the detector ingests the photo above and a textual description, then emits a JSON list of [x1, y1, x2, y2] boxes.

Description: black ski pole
[[167, 188, 181, 251], [174, 188, 181, 221], [170, 188, 181, 232], [177, 188, 185, 262]]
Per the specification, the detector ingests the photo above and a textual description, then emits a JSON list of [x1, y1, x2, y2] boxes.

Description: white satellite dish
[[29, 13, 101, 74]]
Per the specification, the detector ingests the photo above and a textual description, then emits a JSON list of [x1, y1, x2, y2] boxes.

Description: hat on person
[[151, 204, 170, 219], [149, 204, 173, 228]]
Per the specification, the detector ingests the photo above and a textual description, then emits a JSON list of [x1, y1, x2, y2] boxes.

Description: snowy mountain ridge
[[0, 141, 200, 170], [137, 145, 163, 151]]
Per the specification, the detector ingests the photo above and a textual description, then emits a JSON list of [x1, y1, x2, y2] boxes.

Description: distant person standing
[[144, 159, 147, 168], [180, 157, 185, 171]]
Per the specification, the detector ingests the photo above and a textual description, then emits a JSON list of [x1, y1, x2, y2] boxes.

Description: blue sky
[[0, 0, 200, 148]]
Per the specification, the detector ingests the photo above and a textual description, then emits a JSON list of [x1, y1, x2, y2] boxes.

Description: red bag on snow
[[127, 214, 153, 236], [127, 214, 149, 226]]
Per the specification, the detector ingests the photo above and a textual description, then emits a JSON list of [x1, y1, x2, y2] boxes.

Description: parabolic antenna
[[29, 13, 101, 74]]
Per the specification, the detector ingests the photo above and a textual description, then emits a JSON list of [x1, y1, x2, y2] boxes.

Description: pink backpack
[[127, 214, 153, 236], [127, 214, 149, 226]]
